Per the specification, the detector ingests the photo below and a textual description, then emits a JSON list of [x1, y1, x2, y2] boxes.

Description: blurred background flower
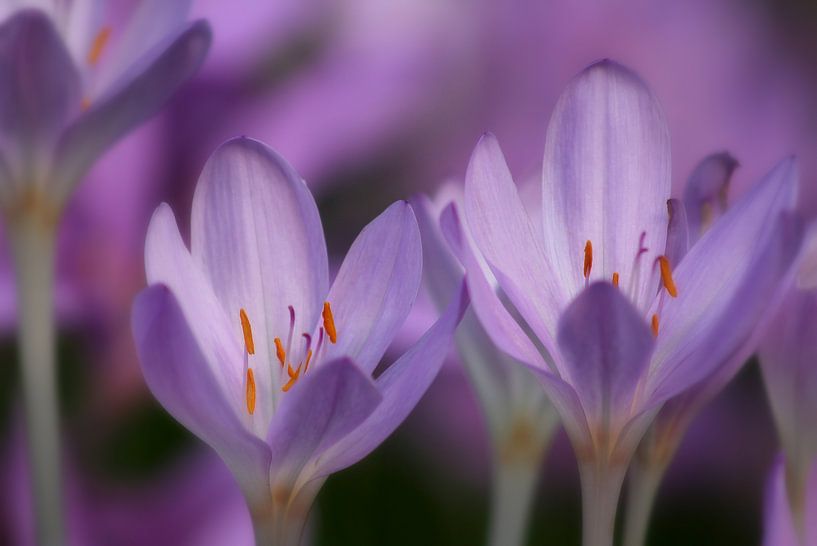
[[1, 0, 817, 544]]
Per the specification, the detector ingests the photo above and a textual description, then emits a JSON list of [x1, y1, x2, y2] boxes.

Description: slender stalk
[[251, 480, 321, 546], [578, 460, 627, 546], [8, 213, 63, 546], [622, 459, 665, 546], [488, 457, 542, 546]]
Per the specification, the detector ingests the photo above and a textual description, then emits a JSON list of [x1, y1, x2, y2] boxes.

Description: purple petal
[[557, 282, 654, 428], [190, 137, 329, 395], [132, 285, 272, 507], [440, 200, 549, 370], [315, 281, 468, 476], [463, 133, 563, 357], [762, 454, 817, 546], [143, 203, 253, 424], [0, 10, 80, 161], [682, 152, 739, 243], [664, 198, 689, 266], [411, 193, 463, 306], [323, 201, 422, 373], [91, 0, 192, 95], [541, 60, 670, 311], [648, 158, 802, 403], [51, 20, 210, 199], [760, 289, 817, 474], [266, 358, 381, 484]]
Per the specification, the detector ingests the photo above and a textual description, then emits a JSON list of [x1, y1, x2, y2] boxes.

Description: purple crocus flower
[[764, 454, 817, 546], [132, 137, 466, 543], [413, 185, 558, 546], [0, 2, 210, 208], [451, 60, 803, 546]]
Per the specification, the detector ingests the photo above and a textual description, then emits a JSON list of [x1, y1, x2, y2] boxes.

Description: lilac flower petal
[[440, 201, 549, 370], [762, 454, 817, 546], [144, 203, 250, 422], [132, 284, 272, 507], [541, 60, 670, 310], [411, 194, 463, 305], [191, 137, 329, 396], [463, 133, 562, 357], [92, 0, 192, 95], [664, 198, 689, 266], [0, 10, 80, 158], [324, 201, 422, 373], [648, 158, 801, 403], [682, 152, 739, 243], [267, 358, 381, 485], [760, 290, 817, 471], [51, 20, 210, 199], [315, 282, 468, 476], [557, 282, 654, 428]]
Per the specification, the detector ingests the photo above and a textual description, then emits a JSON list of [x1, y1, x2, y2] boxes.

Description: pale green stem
[[579, 460, 627, 546], [785, 458, 808, 543], [488, 457, 542, 546], [251, 479, 321, 546], [622, 459, 666, 546], [8, 215, 63, 546], [251, 505, 308, 546]]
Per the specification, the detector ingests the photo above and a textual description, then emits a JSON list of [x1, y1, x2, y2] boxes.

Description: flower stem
[[251, 480, 321, 546], [578, 460, 627, 546], [8, 215, 63, 546], [487, 458, 542, 546], [622, 458, 666, 546]]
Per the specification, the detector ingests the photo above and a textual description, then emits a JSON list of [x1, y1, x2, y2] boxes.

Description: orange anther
[[87, 27, 112, 66], [239, 308, 255, 355], [274, 337, 286, 367], [658, 256, 678, 298], [303, 349, 313, 373], [282, 364, 302, 392], [651, 314, 660, 337], [323, 302, 337, 343], [245, 368, 256, 415], [583, 240, 593, 279], [612, 272, 619, 287]]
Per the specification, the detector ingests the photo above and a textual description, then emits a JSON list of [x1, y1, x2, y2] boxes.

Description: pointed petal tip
[[580, 58, 646, 84]]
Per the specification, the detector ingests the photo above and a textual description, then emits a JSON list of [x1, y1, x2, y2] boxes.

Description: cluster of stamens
[[240, 303, 338, 415], [582, 235, 678, 338]]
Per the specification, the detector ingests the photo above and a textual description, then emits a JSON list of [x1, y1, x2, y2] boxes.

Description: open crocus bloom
[[132, 137, 466, 542], [452, 60, 803, 542], [0, 1, 210, 213]]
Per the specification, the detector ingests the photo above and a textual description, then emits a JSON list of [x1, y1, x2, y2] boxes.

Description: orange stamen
[[274, 337, 286, 368], [239, 308, 255, 355], [80, 97, 91, 111], [282, 364, 302, 392], [245, 368, 256, 415], [583, 240, 593, 278], [657, 256, 678, 298], [87, 27, 112, 66], [303, 349, 313, 373], [612, 272, 619, 287], [651, 314, 660, 337], [323, 302, 337, 343]]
